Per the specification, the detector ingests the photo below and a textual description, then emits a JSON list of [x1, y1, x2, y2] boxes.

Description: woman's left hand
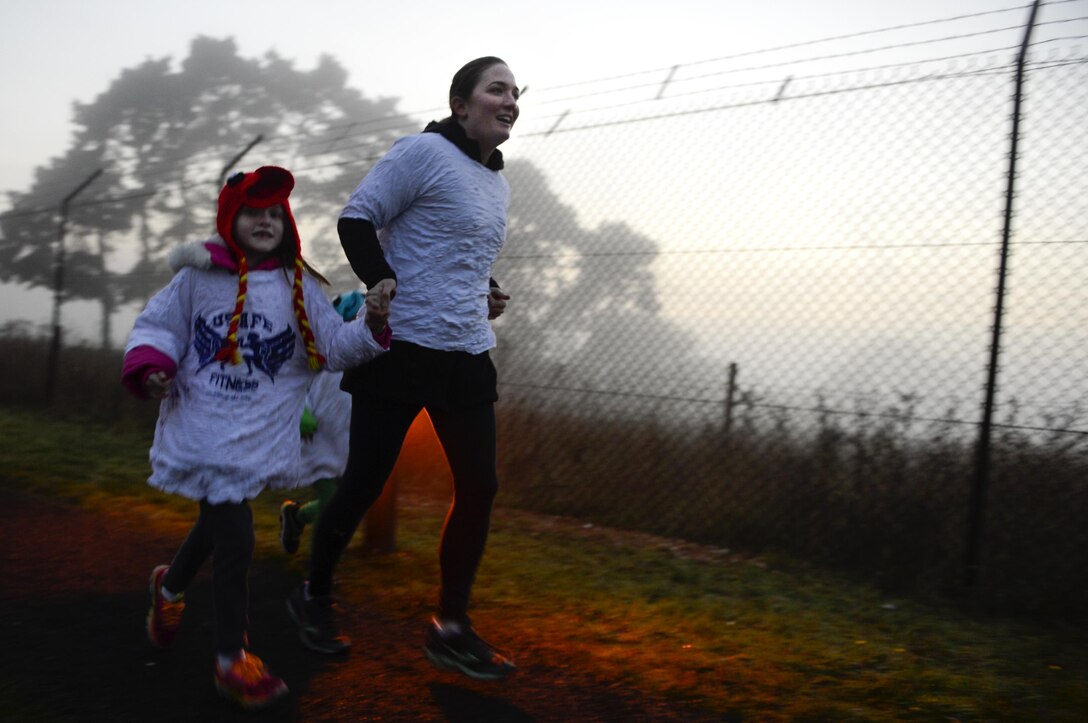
[[487, 287, 511, 320], [363, 278, 395, 334]]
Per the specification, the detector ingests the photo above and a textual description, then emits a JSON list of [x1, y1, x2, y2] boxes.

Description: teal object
[[333, 290, 364, 322]]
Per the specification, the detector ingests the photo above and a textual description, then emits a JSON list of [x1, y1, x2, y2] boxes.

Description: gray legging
[[162, 499, 254, 655], [307, 395, 498, 622]]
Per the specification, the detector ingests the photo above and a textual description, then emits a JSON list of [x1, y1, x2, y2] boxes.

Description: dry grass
[[494, 399, 1088, 620], [1, 327, 1085, 617]]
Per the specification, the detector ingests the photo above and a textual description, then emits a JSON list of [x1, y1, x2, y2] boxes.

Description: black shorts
[[340, 339, 498, 410]]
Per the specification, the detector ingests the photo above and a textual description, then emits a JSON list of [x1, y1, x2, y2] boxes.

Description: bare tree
[[1, 36, 409, 347]]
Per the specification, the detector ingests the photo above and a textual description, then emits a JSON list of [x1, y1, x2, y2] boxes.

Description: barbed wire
[[6, 51, 1083, 226], [4, 3, 1082, 209], [18, 47, 1087, 219], [519, 55, 1088, 137], [521, 39, 1084, 124], [523, 2, 1045, 94]]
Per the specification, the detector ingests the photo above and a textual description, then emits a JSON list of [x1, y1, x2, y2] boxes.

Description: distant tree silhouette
[[498, 161, 694, 403], [0, 37, 409, 347], [1, 38, 681, 382]]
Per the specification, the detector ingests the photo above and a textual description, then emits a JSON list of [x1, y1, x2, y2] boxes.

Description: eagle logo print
[[194, 315, 296, 381]]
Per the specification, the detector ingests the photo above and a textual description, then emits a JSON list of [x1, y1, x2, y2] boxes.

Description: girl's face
[[233, 205, 285, 263], [453, 63, 519, 158]]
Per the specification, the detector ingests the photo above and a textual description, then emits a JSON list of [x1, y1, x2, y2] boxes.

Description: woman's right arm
[[339, 135, 436, 292], [337, 217, 396, 335], [338, 217, 396, 290]]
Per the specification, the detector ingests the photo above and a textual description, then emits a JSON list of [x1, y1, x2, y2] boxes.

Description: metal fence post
[[724, 362, 738, 439], [965, 0, 1042, 590], [46, 168, 103, 406]]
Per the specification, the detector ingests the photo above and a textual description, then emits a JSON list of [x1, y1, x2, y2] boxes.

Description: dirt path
[[0, 486, 723, 722]]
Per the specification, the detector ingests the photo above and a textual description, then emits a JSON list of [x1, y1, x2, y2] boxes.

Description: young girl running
[[121, 166, 390, 709]]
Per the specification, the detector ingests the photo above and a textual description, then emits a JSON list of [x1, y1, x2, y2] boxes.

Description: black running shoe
[[424, 619, 516, 681], [286, 584, 351, 654], [279, 501, 303, 555]]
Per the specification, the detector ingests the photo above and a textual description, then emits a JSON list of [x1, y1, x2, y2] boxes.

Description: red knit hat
[[214, 166, 325, 370]]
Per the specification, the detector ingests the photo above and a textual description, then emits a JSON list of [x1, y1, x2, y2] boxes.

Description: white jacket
[[124, 238, 384, 503]]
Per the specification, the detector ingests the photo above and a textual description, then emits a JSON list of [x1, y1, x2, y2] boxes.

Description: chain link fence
[[487, 24, 1087, 616]]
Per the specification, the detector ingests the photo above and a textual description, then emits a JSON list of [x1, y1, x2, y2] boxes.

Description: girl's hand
[[145, 371, 173, 399], [487, 287, 511, 320]]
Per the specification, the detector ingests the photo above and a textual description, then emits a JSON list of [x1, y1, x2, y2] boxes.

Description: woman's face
[[454, 63, 520, 155]]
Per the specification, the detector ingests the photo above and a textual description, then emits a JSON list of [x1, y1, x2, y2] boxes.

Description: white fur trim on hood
[[167, 235, 227, 273]]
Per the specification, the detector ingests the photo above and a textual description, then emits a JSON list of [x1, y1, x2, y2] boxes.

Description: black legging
[[161, 499, 254, 655], [307, 395, 498, 622]]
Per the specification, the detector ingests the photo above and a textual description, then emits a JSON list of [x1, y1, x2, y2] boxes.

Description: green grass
[[2, 406, 1085, 721]]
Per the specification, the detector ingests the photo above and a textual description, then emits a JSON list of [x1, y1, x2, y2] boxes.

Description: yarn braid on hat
[[215, 167, 326, 371]]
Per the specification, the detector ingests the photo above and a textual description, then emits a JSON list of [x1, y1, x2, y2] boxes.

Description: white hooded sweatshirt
[[124, 237, 384, 503]]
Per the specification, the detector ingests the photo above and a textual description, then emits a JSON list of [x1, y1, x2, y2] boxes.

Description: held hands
[[363, 278, 396, 335], [488, 286, 511, 320], [144, 371, 173, 399]]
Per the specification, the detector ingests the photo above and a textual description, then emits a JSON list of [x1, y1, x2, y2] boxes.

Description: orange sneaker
[[146, 565, 184, 648], [214, 652, 288, 709]]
